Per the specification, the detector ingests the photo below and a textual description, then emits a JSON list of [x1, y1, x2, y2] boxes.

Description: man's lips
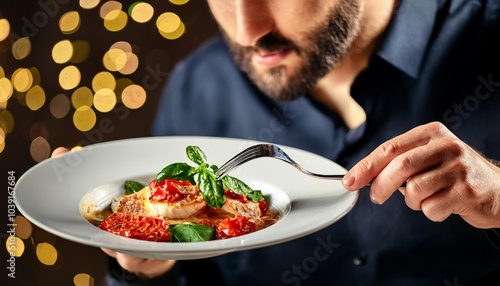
[[252, 49, 292, 68]]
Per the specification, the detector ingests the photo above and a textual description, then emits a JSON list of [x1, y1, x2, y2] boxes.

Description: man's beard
[[223, 0, 360, 101]]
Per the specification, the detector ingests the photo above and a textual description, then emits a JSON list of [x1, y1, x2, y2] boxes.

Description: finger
[[343, 124, 439, 190], [402, 168, 454, 211], [420, 188, 458, 222], [370, 139, 451, 204]]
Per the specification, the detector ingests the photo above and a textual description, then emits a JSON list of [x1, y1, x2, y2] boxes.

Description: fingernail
[[370, 194, 380, 205], [342, 173, 354, 187]]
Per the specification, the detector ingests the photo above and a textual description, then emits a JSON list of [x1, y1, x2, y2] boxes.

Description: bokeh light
[[115, 77, 134, 100], [129, 2, 154, 23], [73, 105, 96, 131], [122, 84, 146, 109], [157, 12, 185, 40], [52, 40, 74, 64], [50, 93, 71, 119], [92, 71, 116, 92], [0, 65, 5, 78], [103, 48, 126, 72], [29, 121, 49, 141], [36, 242, 58, 266], [104, 10, 128, 32], [99, 1, 122, 19], [118, 53, 138, 75], [30, 136, 51, 162], [93, 88, 117, 113], [74, 273, 95, 286], [110, 41, 132, 53], [12, 37, 31, 60], [0, 128, 5, 153], [169, 0, 190, 5], [70, 40, 91, 64], [5, 236, 25, 257], [59, 65, 81, 90], [14, 215, 33, 239], [0, 109, 14, 134], [157, 12, 181, 33], [0, 77, 13, 102], [12, 68, 33, 92], [79, 0, 100, 10], [71, 86, 93, 108], [0, 18, 9, 41], [59, 11, 81, 35], [26, 85, 46, 111], [29, 67, 42, 85]]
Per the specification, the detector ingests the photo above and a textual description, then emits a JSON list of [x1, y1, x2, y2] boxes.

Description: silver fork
[[214, 144, 345, 180]]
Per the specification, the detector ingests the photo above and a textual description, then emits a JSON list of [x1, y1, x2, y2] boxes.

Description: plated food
[[15, 136, 356, 259], [82, 146, 279, 242]]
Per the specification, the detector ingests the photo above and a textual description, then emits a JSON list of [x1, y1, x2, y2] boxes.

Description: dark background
[[0, 1, 218, 285]]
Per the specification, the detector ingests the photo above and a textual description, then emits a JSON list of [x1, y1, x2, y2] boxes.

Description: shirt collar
[[376, 0, 440, 78]]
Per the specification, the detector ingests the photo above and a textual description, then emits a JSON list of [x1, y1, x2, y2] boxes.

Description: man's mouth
[[252, 49, 292, 68]]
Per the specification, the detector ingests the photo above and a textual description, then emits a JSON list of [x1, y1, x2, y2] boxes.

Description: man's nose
[[234, 1, 274, 46]]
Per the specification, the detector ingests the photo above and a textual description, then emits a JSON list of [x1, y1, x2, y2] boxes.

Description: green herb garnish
[[124, 180, 146, 195], [155, 146, 265, 208], [169, 223, 215, 242]]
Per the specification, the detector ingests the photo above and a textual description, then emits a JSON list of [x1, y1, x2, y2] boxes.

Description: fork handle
[[306, 173, 406, 190]]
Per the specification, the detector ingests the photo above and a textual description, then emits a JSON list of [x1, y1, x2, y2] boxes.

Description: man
[[103, 0, 500, 285]]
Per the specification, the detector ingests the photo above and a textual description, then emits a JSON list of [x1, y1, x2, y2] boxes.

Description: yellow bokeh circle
[[59, 65, 81, 90], [5, 236, 25, 257], [59, 11, 81, 35], [0, 18, 10, 42], [71, 86, 94, 109], [52, 40, 74, 64], [74, 273, 94, 286], [93, 88, 117, 113], [26, 85, 46, 111], [92, 71, 116, 92], [73, 106, 96, 131], [36, 242, 58, 266], [104, 10, 128, 32], [12, 68, 33, 93]]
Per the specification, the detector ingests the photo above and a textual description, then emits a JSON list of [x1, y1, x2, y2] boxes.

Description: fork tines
[[215, 144, 268, 179]]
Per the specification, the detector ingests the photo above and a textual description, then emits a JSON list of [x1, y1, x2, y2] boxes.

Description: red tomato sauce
[[215, 216, 257, 239], [98, 212, 171, 242], [149, 179, 192, 202]]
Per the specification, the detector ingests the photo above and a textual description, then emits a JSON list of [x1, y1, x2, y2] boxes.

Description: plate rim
[[14, 136, 359, 259]]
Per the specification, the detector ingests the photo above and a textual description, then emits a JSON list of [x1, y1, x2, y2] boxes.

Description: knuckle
[[379, 140, 400, 158], [394, 155, 414, 174], [357, 158, 375, 174], [442, 137, 466, 157], [426, 121, 449, 136], [404, 178, 423, 197]]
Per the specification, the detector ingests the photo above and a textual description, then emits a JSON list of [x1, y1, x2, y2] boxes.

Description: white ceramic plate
[[15, 136, 358, 260]]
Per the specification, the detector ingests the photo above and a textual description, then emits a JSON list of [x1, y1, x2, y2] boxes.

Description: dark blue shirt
[[108, 0, 500, 285]]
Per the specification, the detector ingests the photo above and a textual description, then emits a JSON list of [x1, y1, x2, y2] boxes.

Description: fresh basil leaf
[[156, 162, 196, 182], [196, 170, 225, 208], [209, 164, 218, 172], [169, 223, 215, 242], [124, 180, 145, 195], [222, 176, 265, 202], [186, 146, 207, 166]]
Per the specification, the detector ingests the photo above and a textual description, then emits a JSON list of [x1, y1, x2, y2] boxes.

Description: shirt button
[[353, 255, 366, 266]]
